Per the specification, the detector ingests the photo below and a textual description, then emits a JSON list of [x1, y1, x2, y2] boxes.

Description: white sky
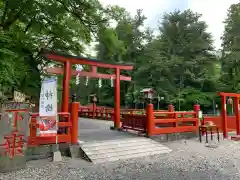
[[99, 0, 240, 50], [188, 0, 239, 50]]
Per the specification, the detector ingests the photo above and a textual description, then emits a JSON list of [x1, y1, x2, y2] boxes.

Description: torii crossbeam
[[42, 51, 133, 129]]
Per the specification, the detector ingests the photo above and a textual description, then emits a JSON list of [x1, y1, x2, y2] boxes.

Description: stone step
[[82, 139, 162, 152], [90, 145, 171, 160], [85, 142, 168, 155], [82, 137, 150, 148], [80, 137, 172, 164], [93, 148, 171, 164]]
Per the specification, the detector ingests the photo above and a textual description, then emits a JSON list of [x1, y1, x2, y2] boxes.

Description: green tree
[[221, 3, 240, 92], [136, 10, 218, 110], [0, 0, 106, 100]]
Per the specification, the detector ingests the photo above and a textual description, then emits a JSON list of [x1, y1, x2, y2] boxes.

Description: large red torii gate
[[42, 51, 133, 129]]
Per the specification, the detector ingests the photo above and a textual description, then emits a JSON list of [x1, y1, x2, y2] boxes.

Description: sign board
[[14, 91, 26, 102], [39, 77, 58, 136]]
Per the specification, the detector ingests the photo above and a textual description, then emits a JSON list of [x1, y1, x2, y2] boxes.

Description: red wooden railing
[[119, 104, 200, 137], [203, 116, 236, 132], [78, 103, 167, 120], [151, 111, 198, 135], [79, 106, 114, 120], [28, 112, 72, 146], [121, 114, 147, 133]]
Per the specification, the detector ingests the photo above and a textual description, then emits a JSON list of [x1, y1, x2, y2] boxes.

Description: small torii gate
[[219, 92, 240, 138], [42, 51, 133, 129]]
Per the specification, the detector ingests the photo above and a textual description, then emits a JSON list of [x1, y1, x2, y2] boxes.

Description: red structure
[[219, 92, 240, 138], [202, 92, 240, 139], [42, 51, 133, 129]]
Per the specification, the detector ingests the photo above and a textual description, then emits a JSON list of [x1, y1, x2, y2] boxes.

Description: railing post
[[168, 104, 174, 113], [234, 97, 240, 135], [29, 114, 37, 145], [70, 98, 80, 144], [194, 104, 200, 127], [92, 103, 96, 119], [221, 95, 228, 138], [146, 103, 154, 137], [168, 104, 175, 126]]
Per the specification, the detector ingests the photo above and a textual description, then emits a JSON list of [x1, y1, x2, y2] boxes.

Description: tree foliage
[[1, 0, 240, 111]]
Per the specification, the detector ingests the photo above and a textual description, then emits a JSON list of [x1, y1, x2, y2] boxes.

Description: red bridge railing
[[28, 112, 72, 146], [121, 114, 147, 133]]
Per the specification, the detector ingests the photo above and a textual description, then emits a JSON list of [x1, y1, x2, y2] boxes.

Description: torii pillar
[[62, 60, 72, 112]]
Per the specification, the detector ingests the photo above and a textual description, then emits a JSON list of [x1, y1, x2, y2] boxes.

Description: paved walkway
[[78, 118, 136, 143]]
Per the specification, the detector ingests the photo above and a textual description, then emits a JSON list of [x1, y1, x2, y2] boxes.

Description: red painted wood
[[114, 68, 121, 129], [221, 95, 228, 138], [153, 126, 198, 134], [234, 97, 240, 135], [204, 116, 236, 132], [62, 61, 71, 112], [45, 52, 134, 70], [70, 102, 80, 144], [45, 67, 132, 81], [219, 92, 240, 97], [146, 104, 154, 136], [28, 135, 71, 145]]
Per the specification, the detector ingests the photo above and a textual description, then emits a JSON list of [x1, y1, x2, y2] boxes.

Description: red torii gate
[[42, 51, 133, 129]]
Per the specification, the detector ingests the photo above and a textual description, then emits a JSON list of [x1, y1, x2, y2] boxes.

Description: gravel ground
[[1, 137, 240, 180]]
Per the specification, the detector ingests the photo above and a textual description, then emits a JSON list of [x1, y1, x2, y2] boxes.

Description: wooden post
[[146, 103, 154, 137], [234, 97, 240, 135], [62, 61, 72, 112], [221, 95, 228, 138], [70, 101, 80, 144], [168, 104, 175, 127], [194, 104, 200, 127], [168, 104, 174, 112], [92, 103, 96, 119], [114, 68, 121, 129]]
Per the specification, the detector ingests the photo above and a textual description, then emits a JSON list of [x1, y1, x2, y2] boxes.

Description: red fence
[[79, 104, 200, 136], [151, 111, 198, 135], [78, 104, 167, 120], [28, 112, 72, 146], [119, 104, 200, 137], [79, 106, 114, 120], [203, 116, 236, 132], [121, 114, 147, 133]]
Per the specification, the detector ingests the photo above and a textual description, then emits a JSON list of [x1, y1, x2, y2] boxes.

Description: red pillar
[[168, 104, 174, 112], [194, 104, 200, 127], [62, 61, 72, 112], [146, 103, 154, 137], [234, 97, 240, 135], [221, 95, 228, 138], [168, 104, 175, 127], [92, 102, 96, 119], [70, 102, 80, 144], [114, 68, 121, 129]]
